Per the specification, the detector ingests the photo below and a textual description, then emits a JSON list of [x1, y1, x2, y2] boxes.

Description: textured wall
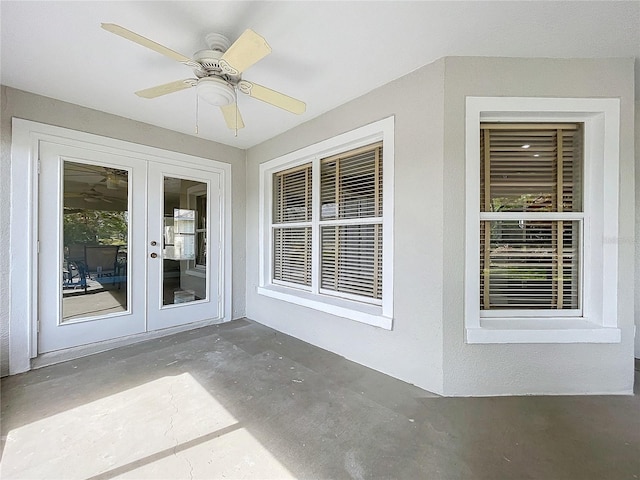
[[0, 87, 10, 377], [0, 86, 246, 377], [245, 57, 636, 396], [441, 57, 636, 395], [636, 98, 640, 359], [246, 60, 447, 394]]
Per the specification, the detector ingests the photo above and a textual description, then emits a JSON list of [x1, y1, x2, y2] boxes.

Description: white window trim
[[258, 117, 394, 329], [464, 97, 621, 344], [186, 183, 208, 276]]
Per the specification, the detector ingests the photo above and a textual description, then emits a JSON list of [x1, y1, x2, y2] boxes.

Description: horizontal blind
[[480, 125, 582, 213], [480, 123, 583, 311], [321, 143, 382, 220], [273, 163, 312, 286], [480, 220, 579, 309], [320, 143, 383, 300], [321, 224, 382, 300], [273, 227, 312, 286], [274, 163, 312, 223]]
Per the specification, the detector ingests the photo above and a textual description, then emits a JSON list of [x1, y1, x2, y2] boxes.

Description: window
[[319, 144, 383, 301], [465, 97, 621, 344], [271, 144, 383, 301], [480, 123, 582, 314], [184, 184, 207, 275], [272, 163, 313, 286], [259, 117, 394, 329]]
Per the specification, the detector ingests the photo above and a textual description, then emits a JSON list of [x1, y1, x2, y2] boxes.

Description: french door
[[38, 142, 222, 353], [146, 162, 221, 331]]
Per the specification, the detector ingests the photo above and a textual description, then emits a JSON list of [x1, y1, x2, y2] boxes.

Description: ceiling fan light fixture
[[106, 172, 119, 189], [196, 77, 235, 106]]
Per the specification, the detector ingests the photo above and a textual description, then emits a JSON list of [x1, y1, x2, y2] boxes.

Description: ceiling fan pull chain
[[234, 91, 239, 137], [195, 93, 199, 135]]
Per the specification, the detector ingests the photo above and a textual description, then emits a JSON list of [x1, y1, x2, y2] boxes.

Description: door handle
[[150, 253, 158, 259]]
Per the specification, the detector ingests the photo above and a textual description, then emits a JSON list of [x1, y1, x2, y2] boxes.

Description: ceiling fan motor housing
[[193, 34, 239, 107], [205, 33, 231, 52], [193, 49, 223, 74]]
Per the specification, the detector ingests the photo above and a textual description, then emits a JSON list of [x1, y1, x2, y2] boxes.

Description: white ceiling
[[1, 1, 638, 149]]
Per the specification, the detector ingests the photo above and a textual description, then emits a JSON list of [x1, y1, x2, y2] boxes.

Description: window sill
[[466, 319, 621, 344], [257, 285, 392, 330]]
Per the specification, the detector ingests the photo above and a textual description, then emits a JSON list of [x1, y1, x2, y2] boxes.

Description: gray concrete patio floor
[[1, 319, 639, 479]]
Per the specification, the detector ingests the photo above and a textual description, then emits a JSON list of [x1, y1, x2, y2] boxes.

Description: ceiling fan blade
[[101, 23, 191, 63], [135, 79, 196, 99], [219, 29, 271, 75], [220, 104, 245, 130], [237, 80, 306, 114]]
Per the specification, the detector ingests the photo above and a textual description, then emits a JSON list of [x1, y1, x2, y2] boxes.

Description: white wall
[[442, 57, 636, 395], [635, 97, 640, 359], [246, 57, 636, 396], [246, 60, 447, 394], [0, 86, 247, 377]]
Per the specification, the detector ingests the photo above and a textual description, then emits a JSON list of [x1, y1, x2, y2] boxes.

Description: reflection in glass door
[[62, 161, 129, 321], [162, 177, 208, 306]]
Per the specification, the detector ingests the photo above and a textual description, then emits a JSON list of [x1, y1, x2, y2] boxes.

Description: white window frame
[[258, 117, 394, 329], [185, 183, 208, 277], [464, 97, 621, 344]]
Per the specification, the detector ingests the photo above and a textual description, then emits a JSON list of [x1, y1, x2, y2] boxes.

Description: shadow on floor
[[1, 319, 639, 479]]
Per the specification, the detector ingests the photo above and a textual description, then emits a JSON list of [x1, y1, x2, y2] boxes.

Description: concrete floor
[[1, 319, 639, 479]]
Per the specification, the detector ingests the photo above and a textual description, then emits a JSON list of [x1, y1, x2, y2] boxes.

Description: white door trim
[[9, 118, 233, 375]]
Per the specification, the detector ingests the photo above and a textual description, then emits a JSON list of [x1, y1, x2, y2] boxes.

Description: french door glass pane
[[162, 177, 207, 306], [62, 161, 129, 321]]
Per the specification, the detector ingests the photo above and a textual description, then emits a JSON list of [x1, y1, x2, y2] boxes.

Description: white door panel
[[38, 142, 147, 353], [147, 163, 222, 330]]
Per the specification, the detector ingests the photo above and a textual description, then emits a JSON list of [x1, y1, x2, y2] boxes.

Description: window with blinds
[[272, 164, 312, 286], [479, 123, 583, 312], [320, 143, 383, 300], [270, 142, 383, 303]]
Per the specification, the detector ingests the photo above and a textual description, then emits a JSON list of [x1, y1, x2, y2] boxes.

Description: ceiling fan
[[65, 187, 116, 203], [101, 24, 306, 131], [102, 169, 128, 190]]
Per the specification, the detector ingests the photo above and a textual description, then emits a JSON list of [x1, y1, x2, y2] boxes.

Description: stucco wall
[[442, 57, 636, 395], [0, 86, 247, 377], [246, 60, 447, 394], [635, 97, 639, 359], [246, 57, 635, 396], [0, 88, 10, 377]]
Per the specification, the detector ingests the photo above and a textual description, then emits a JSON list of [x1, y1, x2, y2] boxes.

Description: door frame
[[9, 118, 233, 374]]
